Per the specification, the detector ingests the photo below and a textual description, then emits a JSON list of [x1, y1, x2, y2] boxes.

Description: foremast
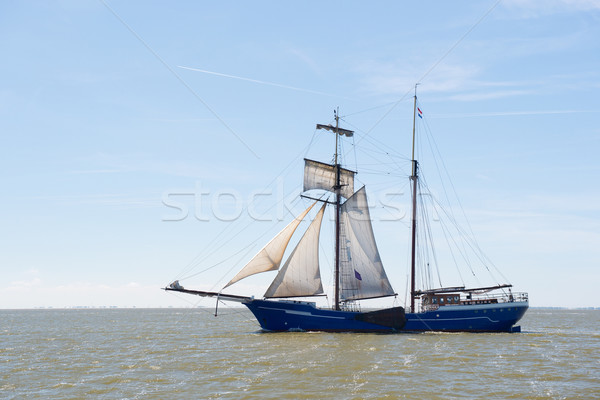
[[315, 108, 355, 311], [319, 109, 344, 311], [333, 110, 342, 311], [410, 86, 419, 313], [315, 110, 396, 310]]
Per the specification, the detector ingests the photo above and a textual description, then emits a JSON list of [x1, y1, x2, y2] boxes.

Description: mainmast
[[410, 86, 419, 313]]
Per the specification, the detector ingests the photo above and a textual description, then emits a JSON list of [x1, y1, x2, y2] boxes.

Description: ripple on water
[[0, 308, 598, 399]]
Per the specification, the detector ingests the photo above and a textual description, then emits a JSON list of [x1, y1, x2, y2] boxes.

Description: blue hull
[[243, 299, 528, 333], [403, 302, 528, 332]]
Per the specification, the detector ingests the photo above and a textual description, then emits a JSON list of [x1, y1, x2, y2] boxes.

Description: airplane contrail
[[178, 66, 351, 99]]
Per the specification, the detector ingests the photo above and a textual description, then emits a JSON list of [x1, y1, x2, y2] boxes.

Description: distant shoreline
[[1, 306, 599, 311]]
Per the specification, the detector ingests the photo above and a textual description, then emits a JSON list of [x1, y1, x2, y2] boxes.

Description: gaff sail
[[339, 187, 395, 301]]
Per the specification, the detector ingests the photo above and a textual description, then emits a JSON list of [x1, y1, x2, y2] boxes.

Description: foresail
[[339, 187, 395, 301], [264, 203, 326, 298], [223, 202, 317, 289], [303, 159, 355, 199]]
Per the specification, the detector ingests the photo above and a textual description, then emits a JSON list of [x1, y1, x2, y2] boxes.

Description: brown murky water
[[1, 308, 598, 399]]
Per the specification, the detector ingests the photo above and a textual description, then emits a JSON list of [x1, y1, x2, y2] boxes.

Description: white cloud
[[8, 278, 42, 289], [356, 59, 481, 97], [448, 89, 532, 102]]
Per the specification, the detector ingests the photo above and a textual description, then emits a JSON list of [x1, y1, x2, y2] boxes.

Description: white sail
[[223, 202, 317, 289], [303, 159, 355, 199], [339, 187, 395, 301], [264, 203, 326, 298]]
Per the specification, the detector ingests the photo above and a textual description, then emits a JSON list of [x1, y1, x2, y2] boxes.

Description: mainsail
[[223, 202, 317, 289], [304, 159, 355, 199], [264, 204, 326, 298], [339, 187, 395, 301]]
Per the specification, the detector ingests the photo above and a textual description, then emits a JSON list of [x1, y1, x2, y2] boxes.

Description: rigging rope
[[169, 130, 324, 287], [409, 95, 513, 291]]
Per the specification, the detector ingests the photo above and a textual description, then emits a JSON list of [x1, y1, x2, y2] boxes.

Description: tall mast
[[410, 85, 419, 313], [316, 109, 353, 311], [333, 108, 341, 311]]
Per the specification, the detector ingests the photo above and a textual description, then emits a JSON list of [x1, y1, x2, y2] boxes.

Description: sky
[[1, 0, 599, 309]]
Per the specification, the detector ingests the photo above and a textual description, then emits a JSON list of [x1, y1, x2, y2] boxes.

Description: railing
[[507, 292, 529, 302], [341, 301, 361, 312], [420, 292, 528, 312], [464, 291, 528, 304]]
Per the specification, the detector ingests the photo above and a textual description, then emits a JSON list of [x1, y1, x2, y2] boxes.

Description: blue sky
[[1, 0, 599, 308]]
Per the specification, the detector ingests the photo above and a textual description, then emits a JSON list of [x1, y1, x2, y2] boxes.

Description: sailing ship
[[165, 95, 529, 332]]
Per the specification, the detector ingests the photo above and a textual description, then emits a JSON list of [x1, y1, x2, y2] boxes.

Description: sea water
[[1, 308, 598, 399]]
